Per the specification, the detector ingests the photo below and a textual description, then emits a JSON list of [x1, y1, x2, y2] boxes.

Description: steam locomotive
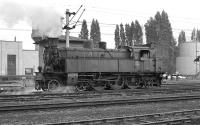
[[35, 37, 163, 91]]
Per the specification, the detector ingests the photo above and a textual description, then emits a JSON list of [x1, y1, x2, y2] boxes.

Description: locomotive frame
[[35, 37, 163, 91]]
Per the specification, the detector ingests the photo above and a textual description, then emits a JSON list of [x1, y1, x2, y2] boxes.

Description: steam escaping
[[0, 1, 63, 37]]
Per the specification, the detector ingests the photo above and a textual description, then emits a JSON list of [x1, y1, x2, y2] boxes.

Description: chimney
[[65, 9, 69, 48]]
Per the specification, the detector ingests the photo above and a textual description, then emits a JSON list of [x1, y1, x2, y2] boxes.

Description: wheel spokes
[[48, 80, 60, 91]]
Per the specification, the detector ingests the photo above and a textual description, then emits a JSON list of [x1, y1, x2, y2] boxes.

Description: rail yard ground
[[1, 79, 200, 124]]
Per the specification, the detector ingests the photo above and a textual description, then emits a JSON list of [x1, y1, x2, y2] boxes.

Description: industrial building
[[0, 40, 38, 75], [176, 41, 200, 75]]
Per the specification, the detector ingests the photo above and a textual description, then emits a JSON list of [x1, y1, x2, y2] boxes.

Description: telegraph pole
[[196, 38, 200, 73], [195, 37, 197, 74], [195, 37, 200, 74], [65, 9, 70, 48], [63, 6, 84, 48]]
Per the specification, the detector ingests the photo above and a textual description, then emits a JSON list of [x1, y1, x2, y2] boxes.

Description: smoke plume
[[0, 1, 63, 37]]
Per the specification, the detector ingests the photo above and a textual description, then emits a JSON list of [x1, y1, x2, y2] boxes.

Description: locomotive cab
[[139, 50, 150, 60]]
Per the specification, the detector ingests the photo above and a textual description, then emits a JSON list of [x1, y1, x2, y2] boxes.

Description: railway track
[[1, 95, 200, 112], [47, 109, 200, 125], [0, 89, 198, 102], [1, 87, 200, 102]]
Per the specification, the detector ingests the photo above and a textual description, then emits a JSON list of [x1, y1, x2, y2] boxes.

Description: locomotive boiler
[[35, 37, 163, 91]]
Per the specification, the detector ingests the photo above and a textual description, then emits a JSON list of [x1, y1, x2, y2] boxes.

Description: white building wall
[[22, 50, 39, 75], [0, 40, 39, 76], [176, 41, 200, 75], [0, 40, 23, 75], [0, 41, 3, 75]]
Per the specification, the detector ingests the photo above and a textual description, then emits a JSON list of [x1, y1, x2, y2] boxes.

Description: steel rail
[[141, 117, 200, 125], [1, 95, 200, 112], [47, 109, 200, 125], [1, 86, 200, 97], [1, 88, 200, 102]]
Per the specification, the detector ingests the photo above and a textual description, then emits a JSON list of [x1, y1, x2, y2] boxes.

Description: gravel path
[[0, 99, 200, 124]]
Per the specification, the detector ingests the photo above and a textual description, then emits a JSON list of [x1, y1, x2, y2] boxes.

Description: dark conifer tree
[[134, 20, 143, 45], [90, 19, 101, 48], [125, 24, 132, 46], [145, 10, 175, 73], [155, 11, 162, 42], [120, 23, 126, 47], [114, 24, 120, 49], [95, 20, 101, 42], [79, 19, 89, 39], [90, 19, 96, 40], [191, 28, 197, 41], [197, 30, 200, 42], [144, 17, 157, 44], [178, 30, 186, 46], [160, 11, 173, 43], [130, 21, 135, 46]]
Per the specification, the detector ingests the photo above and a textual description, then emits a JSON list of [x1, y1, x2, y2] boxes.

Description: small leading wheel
[[48, 79, 61, 91]]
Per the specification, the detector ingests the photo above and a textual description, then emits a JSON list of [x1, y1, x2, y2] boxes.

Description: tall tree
[[144, 17, 158, 44], [90, 19, 96, 40], [120, 23, 126, 47], [79, 19, 89, 39], [145, 11, 162, 44], [134, 20, 143, 45], [155, 11, 162, 42], [125, 23, 132, 46], [95, 20, 101, 42], [178, 30, 186, 46], [90, 19, 101, 48], [197, 30, 200, 42], [130, 21, 135, 46], [191, 28, 196, 41], [161, 10, 174, 73], [145, 10, 175, 73], [160, 11, 173, 43], [177, 30, 186, 57], [114, 24, 120, 49]]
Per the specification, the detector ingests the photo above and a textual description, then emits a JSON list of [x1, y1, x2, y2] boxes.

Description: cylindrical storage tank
[[99, 42, 106, 49], [179, 42, 197, 57], [176, 57, 197, 75], [176, 41, 200, 75]]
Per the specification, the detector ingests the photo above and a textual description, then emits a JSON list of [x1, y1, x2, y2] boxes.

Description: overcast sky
[[0, 0, 200, 49]]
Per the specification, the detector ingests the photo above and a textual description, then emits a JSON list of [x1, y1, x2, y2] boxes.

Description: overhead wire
[[0, 5, 200, 39], [0, 27, 196, 34], [66, 4, 200, 24], [67, 5, 83, 26]]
